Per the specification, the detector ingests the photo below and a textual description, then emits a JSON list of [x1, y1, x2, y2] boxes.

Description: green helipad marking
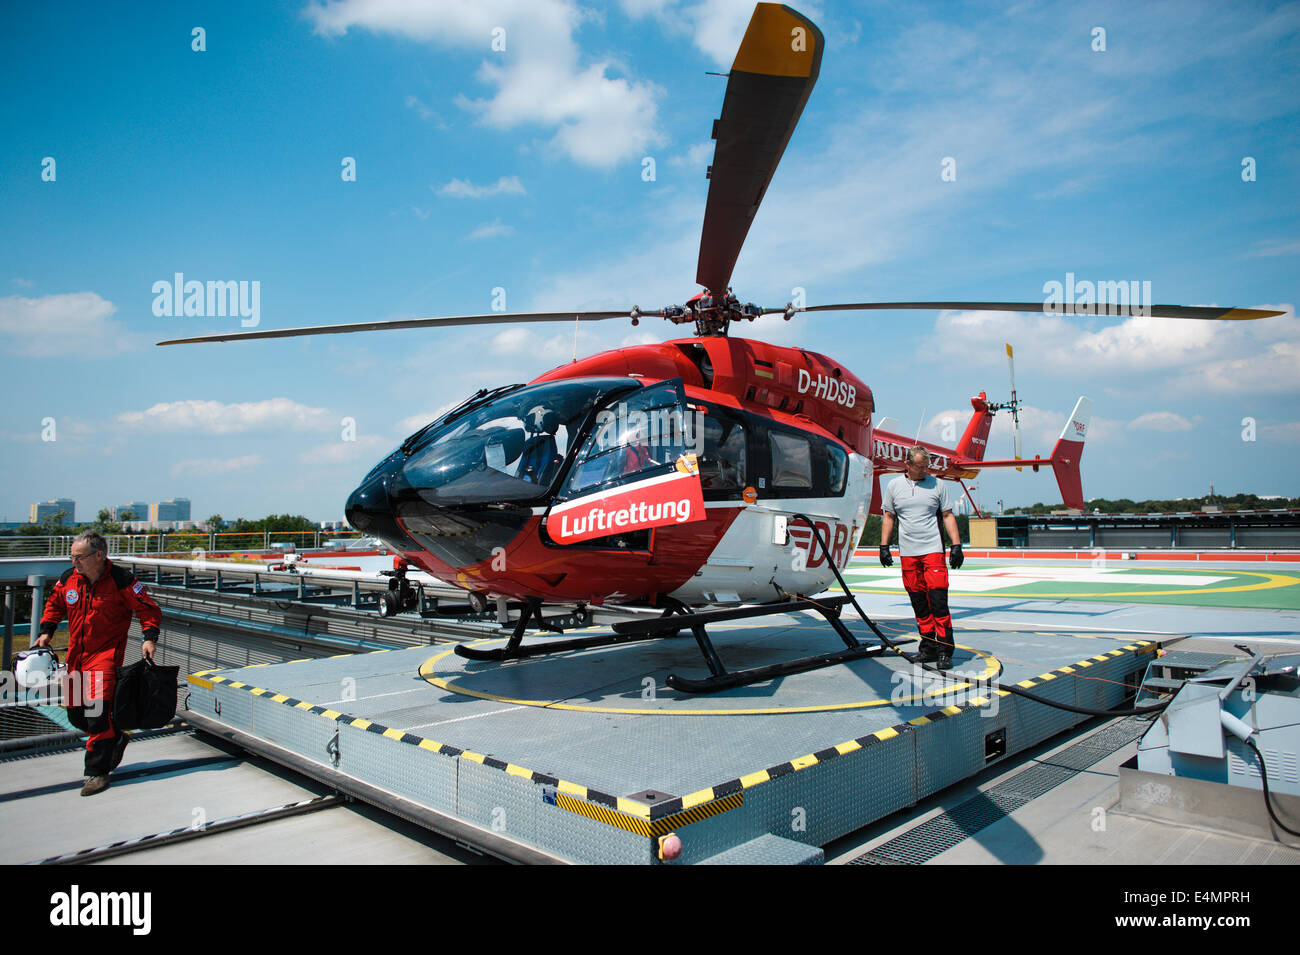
[[843, 565, 1300, 610]]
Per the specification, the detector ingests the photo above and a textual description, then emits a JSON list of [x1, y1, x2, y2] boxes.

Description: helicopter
[[161, 3, 1281, 692]]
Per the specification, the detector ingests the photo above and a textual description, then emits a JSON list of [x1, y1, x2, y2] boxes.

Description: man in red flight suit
[[37, 531, 161, 796]]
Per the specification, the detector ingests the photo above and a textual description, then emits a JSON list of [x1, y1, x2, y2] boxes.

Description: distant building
[[149, 498, 192, 522], [29, 498, 75, 524], [115, 501, 149, 521]]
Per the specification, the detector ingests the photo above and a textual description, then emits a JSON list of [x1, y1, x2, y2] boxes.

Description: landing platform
[[184, 612, 1154, 864]]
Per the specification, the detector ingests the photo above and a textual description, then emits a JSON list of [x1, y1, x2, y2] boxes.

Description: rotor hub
[[654, 290, 766, 337]]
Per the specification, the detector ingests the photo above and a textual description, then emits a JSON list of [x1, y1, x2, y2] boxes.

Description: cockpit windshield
[[392, 378, 638, 505]]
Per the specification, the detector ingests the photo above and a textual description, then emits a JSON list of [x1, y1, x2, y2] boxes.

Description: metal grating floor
[[851, 716, 1151, 864], [0, 705, 66, 741]]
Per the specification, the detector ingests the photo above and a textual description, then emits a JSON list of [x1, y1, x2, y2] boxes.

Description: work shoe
[[935, 653, 954, 671], [913, 634, 939, 663], [109, 733, 129, 772], [80, 775, 110, 797]]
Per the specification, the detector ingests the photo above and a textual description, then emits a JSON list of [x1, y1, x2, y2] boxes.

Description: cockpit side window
[[396, 378, 635, 506], [564, 380, 691, 495]]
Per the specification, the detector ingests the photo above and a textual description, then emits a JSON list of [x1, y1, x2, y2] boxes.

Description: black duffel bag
[[114, 657, 180, 729]]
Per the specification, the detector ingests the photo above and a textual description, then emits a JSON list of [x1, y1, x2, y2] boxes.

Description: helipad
[[184, 611, 1153, 864]]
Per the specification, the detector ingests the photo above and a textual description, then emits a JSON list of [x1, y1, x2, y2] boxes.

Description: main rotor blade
[[696, 3, 823, 295], [157, 310, 634, 345], [783, 302, 1285, 320]]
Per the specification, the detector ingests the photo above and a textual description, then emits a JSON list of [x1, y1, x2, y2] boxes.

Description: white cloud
[[620, 0, 817, 69], [1260, 421, 1300, 443], [307, 0, 665, 167], [920, 408, 969, 444], [297, 434, 391, 465], [2, 416, 95, 445], [462, 56, 664, 168], [1128, 411, 1195, 432], [912, 401, 1120, 457], [404, 94, 447, 126], [116, 398, 334, 434], [668, 141, 713, 169], [1243, 239, 1300, 258], [1178, 341, 1300, 394], [491, 327, 533, 355], [677, 0, 784, 68], [620, 330, 660, 347], [986, 403, 1121, 456], [437, 176, 526, 199], [467, 219, 514, 240], [0, 293, 140, 358], [487, 325, 596, 363], [170, 454, 263, 477], [922, 308, 1300, 396], [396, 401, 460, 437], [11, 278, 34, 288]]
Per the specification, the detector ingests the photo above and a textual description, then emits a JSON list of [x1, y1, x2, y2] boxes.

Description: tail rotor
[[987, 342, 1024, 470]]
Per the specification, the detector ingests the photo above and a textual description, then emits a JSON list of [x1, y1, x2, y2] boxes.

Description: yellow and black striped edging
[[556, 791, 745, 838], [188, 666, 656, 827], [641, 640, 1156, 819], [187, 641, 1154, 829]]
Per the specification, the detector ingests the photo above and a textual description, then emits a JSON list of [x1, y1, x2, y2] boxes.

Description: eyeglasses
[[70, 551, 103, 562]]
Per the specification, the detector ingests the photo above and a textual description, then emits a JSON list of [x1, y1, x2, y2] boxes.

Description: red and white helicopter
[[163, 4, 1280, 692]]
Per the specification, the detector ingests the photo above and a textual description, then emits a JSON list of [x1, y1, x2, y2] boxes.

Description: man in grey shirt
[[879, 445, 964, 668]]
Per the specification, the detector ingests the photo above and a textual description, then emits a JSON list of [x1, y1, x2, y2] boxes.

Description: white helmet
[[14, 648, 60, 688]]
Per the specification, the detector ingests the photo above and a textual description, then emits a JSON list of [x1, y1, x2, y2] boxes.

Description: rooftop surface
[[2, 555, 1296, 865]]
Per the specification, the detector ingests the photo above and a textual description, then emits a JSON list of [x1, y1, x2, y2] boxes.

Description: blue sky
[[2, 0, 1297, 523]]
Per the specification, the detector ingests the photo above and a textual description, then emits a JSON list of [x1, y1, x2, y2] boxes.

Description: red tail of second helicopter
[[954, 392, 995, 462], [870, 396, 1092, 513]]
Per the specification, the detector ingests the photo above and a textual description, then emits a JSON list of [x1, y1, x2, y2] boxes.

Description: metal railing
[[0, 531, 365, 559]]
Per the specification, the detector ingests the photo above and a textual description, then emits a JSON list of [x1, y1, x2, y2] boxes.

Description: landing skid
[[453, 594, 893, 694]]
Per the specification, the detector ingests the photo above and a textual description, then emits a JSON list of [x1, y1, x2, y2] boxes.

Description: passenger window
[[770, 431, 812, 488], [826, 442, 848, 494]]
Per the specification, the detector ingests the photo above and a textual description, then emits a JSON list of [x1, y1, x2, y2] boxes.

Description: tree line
[[0, 511, 322, 536], [1010, 493, 1300, 515]]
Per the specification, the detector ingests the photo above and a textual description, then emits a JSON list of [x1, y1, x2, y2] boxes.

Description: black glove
[[878, 544, 894, 568], [949, 542, 964, 569]]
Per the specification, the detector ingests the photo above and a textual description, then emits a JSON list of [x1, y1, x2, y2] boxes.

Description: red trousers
[[62, 669, 122, 776], [901, 553, 952, 643]]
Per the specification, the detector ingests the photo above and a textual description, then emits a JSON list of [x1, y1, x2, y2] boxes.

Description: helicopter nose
[[345, 466, 414, 548], [344, 476, 384, 533]]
